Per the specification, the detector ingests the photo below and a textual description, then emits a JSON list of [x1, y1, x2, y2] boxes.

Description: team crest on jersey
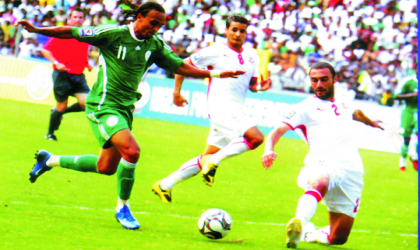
[[249, 57, 255, 63], [285, 111, 296, 119], [145, 51, 151, 61], [80, 28, 94, 37]]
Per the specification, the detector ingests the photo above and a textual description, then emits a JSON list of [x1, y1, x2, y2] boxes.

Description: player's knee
[[97, 164, 117, 175], [330, 235, 348, 245], [252, 138, 264, 149], [246, 135, 264, 150], [96, 158, 119, 175], [124, 147, 140, 162]]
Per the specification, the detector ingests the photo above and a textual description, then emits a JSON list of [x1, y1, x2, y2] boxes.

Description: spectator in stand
[[0, 0, 417, 104], [18, 37, 36, 58]]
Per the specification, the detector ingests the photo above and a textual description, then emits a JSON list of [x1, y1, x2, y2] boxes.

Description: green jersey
[[396, 75, 418, 113], [71, 23, 183, 109]]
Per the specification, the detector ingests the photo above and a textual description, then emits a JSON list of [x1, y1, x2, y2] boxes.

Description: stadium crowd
[[0, 0, 417, 105]]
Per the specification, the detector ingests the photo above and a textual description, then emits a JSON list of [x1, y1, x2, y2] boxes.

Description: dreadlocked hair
[[121, 0, 166, 18]]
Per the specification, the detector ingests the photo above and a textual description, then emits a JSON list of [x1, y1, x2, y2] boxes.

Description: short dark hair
[[70, 7, 86, 18], [226, 14, 250, 28], [309, 61, 336, 79], [122, 0, 165, 18]]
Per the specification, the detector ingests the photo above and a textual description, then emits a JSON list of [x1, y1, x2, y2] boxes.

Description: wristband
[[209, 70, 222, 78], [53, 60, 59, 66]]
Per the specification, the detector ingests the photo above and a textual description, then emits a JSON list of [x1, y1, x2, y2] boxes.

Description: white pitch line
[[5, 201, 418, 238]]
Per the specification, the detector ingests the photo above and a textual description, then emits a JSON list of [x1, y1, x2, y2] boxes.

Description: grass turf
[[0, 98, 417, 249]]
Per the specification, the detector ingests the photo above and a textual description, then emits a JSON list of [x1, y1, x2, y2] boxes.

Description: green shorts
[[85, 105, 133, 148], [400, 110, 417, 138]]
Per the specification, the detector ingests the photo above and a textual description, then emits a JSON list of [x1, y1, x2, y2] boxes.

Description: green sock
[[401, 144, 409, 158], [117, 159, 137, 200], [60, 155, 99, 173]]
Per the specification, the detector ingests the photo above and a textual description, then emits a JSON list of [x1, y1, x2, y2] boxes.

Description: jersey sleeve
[[281, 102, 308, 130], [189, 46, 219, 70], [150, 38, 183, 72], [71, 25, 118, 48]]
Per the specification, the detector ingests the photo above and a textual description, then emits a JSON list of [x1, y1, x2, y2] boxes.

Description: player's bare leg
[[32, 129, 140, 229], [287, 172, 328, 248], [243, 126, 264, 149], [202, 127, 263, 186], [304, 212, 354, 245], [155, 145, 220, 202], [109, 129, 141, 229]]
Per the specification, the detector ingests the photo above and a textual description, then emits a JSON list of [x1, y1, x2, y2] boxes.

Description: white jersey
[[282, 95, 364, 173], [189, 43, 260, 118]]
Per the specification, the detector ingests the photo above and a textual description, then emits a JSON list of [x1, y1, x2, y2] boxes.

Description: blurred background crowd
[[0, 0, 417, 106]]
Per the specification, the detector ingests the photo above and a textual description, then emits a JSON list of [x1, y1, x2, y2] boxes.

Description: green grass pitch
[[0, 98, 417, 249]]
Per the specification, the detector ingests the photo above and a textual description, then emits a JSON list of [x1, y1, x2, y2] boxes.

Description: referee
[[41, 7, 92, 140]]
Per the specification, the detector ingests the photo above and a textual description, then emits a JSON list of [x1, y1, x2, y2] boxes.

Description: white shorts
[[297, 158, 364, 218], [206, 112, 255, 148]]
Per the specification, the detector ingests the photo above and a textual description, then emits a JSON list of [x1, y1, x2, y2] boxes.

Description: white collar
[[128, 22, 144, 42]]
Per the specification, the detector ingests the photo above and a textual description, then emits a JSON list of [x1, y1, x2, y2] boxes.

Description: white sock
[[46, 155, 61, 167], [408, 135, 418, 159], [160, 156, 201, 190], [305, 225, 331, 244], [210, 137, 251, 165], [116, 198, 129, 211], [399, 156, 406, 167], [295, 189, 322, 227]]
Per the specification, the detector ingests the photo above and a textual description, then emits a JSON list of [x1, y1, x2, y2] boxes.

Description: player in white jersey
[[152, 14, 272, 202], [262, 62, 383, 248]]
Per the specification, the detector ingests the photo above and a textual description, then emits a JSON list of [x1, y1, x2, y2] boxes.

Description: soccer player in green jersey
[[17, 1, 244, 230], [394, 66, 418, 171]]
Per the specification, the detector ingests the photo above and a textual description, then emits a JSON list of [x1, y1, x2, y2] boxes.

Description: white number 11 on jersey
[[117, 46, 127, 60]]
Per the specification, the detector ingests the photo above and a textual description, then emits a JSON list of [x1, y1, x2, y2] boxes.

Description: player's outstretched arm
[[353, 109, 384, 130], [15, 20, 72, 39], [394, 92, 418, 100], [173, 62, 245, 79], [262, 124, 291, 169], [173, 58, 190, 107], [173, 74, 188, 107]]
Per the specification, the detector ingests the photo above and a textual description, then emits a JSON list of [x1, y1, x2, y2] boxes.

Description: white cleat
[[286, 217, 303, 248], [301, 222, 316, 242]]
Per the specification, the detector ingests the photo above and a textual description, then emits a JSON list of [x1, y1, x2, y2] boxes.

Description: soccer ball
[[198, 208, 232, 239]]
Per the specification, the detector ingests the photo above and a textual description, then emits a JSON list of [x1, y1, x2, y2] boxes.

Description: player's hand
[[56, 63, 68, 72], [373, 120, 384, 130], [220, 70, 246, 78], [173, 93, 188, 107], [87, 63, 93, 72], [261, 151, 277, 170], [259, 71, 272, 91], [15, 20, 37, 33]]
